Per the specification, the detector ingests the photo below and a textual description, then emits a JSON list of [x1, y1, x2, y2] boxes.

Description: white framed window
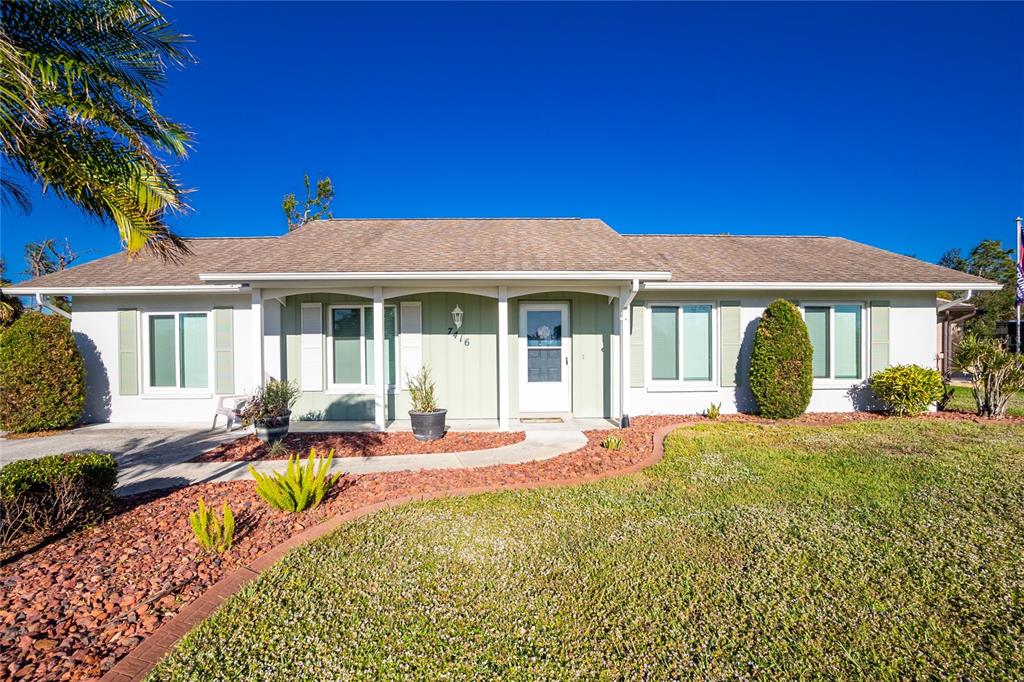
[[645, 302, 717, 390], [326, 304, 398, 392], [141, 311, 211, 393], [801, 302, 866, 385]]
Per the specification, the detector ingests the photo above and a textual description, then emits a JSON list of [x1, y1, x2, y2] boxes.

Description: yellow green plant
[[601, 436, 624, 451], [189, 498, 234, 554], [706, 403, 722, 420], [249, 448, 342, 513]]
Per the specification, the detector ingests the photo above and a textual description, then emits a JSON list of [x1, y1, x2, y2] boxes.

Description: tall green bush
[[749, 299, 814, 419], [0, 312, 85, 433], [955, 335, 1024, 418]]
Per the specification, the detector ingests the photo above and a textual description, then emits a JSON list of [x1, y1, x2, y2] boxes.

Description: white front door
[[518, 303, 571, 413]]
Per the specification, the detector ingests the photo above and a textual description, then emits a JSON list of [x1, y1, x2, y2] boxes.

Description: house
[[5, 218, 999, 428], [936, 296, 977, 375]]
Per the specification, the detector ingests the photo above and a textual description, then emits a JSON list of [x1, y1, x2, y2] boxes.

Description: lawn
[[148, 420, 1024, 680], [946, 385, 1024, 417]]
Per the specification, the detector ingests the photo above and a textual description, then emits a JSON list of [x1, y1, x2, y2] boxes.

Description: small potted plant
[[407, 366, 446, 441], [240, 379, 299, 444]]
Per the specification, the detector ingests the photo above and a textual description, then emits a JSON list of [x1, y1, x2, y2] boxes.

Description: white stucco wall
[[628, 290, 937, 416], [72, 294, 253, 423]]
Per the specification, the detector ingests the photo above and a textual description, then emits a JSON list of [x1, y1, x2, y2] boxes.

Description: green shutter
[[720, 301, 741, 387], [213, 307, 234, 394], [870, 301, 890, 375], [629, 301, 645, 387], [117, 309, 139, 395]]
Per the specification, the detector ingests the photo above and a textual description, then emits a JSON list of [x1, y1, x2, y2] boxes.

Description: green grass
[[946, 385, 1024, 416], [149, 421, 1024, 680]]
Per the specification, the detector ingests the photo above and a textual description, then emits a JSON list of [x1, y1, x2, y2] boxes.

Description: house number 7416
[[447, 327, 470, 347]]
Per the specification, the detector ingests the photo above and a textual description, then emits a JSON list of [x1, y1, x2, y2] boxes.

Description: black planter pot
[[255, 411, 291, 444], [409, 409, 447, 441]]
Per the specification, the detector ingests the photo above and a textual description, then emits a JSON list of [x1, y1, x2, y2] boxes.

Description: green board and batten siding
[[280, 291, 615, 421]]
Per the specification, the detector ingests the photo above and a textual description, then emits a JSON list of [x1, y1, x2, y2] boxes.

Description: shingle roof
[[213, 218, 661, 274], [6, 221, 998, 291], [627, 234, 996, 286]]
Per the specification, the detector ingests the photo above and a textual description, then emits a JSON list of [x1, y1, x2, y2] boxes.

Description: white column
[[263, 298, 282, 381], [251, 288, 264, 388], [619, 286, 632, 427], [497, 286, 510, 430], [373, 286, 386, 430]]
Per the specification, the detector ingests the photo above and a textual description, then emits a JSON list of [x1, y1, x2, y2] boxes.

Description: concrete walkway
[[116, 429, 588, 495], [1, 421, 595, 497]]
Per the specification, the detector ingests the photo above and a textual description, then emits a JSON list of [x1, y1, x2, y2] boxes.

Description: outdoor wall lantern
[[451, 304, 464, 331]]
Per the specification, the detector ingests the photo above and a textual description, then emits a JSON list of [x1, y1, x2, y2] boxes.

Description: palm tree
[[1, 0, 195, 258]]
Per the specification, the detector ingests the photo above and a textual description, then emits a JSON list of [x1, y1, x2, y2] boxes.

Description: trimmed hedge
[[749, 299, 814, 419], [0, 311, 85, 433], [869, 364, 945, 416], [0, 452, 117, 553]]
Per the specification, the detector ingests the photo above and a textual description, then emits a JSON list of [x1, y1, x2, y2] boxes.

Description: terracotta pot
[[409, 409, 447, 441]]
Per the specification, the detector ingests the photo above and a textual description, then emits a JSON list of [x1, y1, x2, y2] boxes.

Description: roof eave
[[642, 281, 1003, 292], [2, 284, 246, 295], [198, 270, 673, 283]]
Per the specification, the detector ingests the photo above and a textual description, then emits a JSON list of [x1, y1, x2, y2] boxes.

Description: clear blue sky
[[4, 1, 1022, 282]]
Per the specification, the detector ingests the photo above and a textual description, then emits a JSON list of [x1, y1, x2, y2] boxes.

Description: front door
[[518, 303, 571, 413]]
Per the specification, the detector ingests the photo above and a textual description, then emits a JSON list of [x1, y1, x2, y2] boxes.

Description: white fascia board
[[641, 281, 1003, 292], [199, 270, 673, 282], [2, 284, 246, 295]]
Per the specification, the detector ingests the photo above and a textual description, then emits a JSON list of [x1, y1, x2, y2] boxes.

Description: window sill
[[646, 382, 719, 393], [812, 380, 863, 390], [324, 386, 399, 396]]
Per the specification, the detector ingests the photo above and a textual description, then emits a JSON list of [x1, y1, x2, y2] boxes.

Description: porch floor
[[290, 418, 620, 433]]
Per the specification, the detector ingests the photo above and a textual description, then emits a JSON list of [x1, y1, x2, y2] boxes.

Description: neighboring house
[[5, 218, 999, 428], [936, 296, 977, 375]]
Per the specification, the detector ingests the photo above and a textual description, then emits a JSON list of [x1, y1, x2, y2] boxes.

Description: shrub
[[240, 379, 299, 427], [189, 498, 235, 553], [0, 312, 85, 433], [869, 364, 945, 416], [749, 300, 814, 419], [407, 365, 439, 413], [249, 448, 342, 512], [0, 452, 116, 552], [955, 335, 1024, 418], [705, 403, 722, 420], [601, 436, 624, 450]]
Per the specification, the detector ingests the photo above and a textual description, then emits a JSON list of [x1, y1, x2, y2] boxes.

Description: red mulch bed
[[190, 430, 527, 463], [2, 411, 1019, 681], [2, 429, 73, 441]]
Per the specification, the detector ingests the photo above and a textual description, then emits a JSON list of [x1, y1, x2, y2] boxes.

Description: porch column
[[251, 288, 265, 389], [263, 298, 282, 380], [497, 286, 510, 430], [373, 286, 386, 430], [618, 284, 634, 427]]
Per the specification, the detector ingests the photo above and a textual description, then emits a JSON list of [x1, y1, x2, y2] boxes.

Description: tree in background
[[283, 175, 335, 230], [937, 240, 1016, 338], [25, 238, 78, 313], [0, 259, 24, 327], [1, 0, 195, 259]]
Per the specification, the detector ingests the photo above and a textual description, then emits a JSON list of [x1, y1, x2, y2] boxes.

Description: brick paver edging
[[100, 422, 684, 682]]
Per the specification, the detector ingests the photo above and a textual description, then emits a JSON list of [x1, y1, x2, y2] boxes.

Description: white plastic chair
[[212, 395, 248, 432]]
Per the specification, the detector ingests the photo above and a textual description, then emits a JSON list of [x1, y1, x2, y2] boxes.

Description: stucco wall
[[70, 294, 253, 423]]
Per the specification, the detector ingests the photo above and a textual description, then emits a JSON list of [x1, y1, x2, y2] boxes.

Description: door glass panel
[[526, 310, 562, 347], [805, 307, 830, 378], [332, 308, 361, 384], [149, 315, 176, 387], [682, 305, 711, 381], [179, 313, 208, 389], [650, 306, 678, 380], [834, 305, 862, 379]]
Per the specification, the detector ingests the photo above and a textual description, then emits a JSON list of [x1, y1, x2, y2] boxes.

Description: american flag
[[1017, 216, 1024, 309]]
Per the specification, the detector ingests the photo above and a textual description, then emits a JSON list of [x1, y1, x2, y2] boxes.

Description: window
[[146, 312, 209, 390], [329, 305, 397, 388], [803, 304, 863, 382], [648, 303, 714, 385]]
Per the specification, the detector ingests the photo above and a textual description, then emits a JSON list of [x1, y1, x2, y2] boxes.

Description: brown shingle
[[627, 234, 996, 286]]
